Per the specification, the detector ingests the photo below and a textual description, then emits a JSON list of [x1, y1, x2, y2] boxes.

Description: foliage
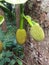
[[0, 1, 16, 22], [0, 25, 24, 65], [0, 50, 23, 65]]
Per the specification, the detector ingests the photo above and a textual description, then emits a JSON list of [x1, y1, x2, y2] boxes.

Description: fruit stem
[[23, 14, 36, 26], [20, 4, 24, 29]]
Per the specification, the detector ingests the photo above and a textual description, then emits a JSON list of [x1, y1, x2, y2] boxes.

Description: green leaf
[[2, 51, 6, 57], [0, 15, 4, 25], [5, 58, 10, 62], [0, 2, 11, 14], [0, 2, 8, 9], [0, 0, 3, 1], [0, 58, 5, 65], [6, 51, 13, 57], [13, 44, 24, 54], [3, 42, 6, 49], [0, 53, 3, 60], [5, 0, 28, 4], [8, 59, 16, 65], [0, 29, 4, 41], [18, 52, 24, 59], [16, 58, 23, 65], [6, 41, 13, 47], [0, 62, 4, 65]]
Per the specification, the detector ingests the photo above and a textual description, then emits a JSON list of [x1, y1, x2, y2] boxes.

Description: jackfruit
[[16, 29, 27, 44], [30, 23, 45, 41]]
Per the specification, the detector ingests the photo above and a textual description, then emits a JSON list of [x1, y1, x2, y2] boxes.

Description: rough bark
[[15, 5, 20, 29]]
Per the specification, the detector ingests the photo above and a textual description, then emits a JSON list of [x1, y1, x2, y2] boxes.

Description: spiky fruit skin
[[0, 41, 3, 52], [30, 23, 45, 41], [16, 29, 27, 44]]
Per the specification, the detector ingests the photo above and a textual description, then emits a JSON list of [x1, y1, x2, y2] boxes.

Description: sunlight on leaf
[[5, 0, 28, 4], [0, 0, 3, 1], [0, 15, 4, 25]]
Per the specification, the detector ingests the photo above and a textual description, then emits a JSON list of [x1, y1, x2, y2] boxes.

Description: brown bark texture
[[15, 5, 20, 29]]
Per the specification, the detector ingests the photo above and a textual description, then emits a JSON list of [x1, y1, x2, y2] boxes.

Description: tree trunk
[[15, 5, 20, 29], [1, 21, 7, 32]]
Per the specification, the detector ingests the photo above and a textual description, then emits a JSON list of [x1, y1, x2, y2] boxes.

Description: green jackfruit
[[16, 29, 27, 44], [30, 23, 45, 41]]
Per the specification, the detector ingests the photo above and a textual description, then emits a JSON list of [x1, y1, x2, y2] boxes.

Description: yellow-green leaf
[[0, 15, 4, 25]]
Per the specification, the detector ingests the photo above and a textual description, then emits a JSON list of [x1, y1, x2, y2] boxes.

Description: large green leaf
[[0, 15, 4, 25], [5, 0, 28, 4]]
